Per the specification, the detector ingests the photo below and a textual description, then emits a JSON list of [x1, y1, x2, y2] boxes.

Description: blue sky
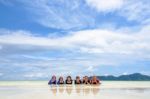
[[0, 0, 150, 80]]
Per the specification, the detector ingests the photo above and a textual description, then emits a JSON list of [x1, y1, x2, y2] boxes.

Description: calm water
[[0, 81, 150, 99]]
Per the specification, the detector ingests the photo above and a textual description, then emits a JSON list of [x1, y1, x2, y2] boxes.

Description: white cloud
[[0, 73, 3, 76], [0, 0, 149, 79], [0, 45, 2, 50], [0, 30, 72, 49], [0, 25, 150, 56], [119, 0, 150, 23], [122, 72, 128, 75], [24, 72, 48, 78], [86, 66, 94, 72], [86, 0, 124, 12], [0, 26, 149, 79], [2, 0, 149, 31], [86, 0, 150, 25]]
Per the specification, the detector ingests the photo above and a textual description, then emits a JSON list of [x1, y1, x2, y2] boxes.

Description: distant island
[[91, 73, 150, 81]]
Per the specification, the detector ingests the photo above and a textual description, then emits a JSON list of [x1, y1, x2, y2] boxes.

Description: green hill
[[92, 73, 150, 81]]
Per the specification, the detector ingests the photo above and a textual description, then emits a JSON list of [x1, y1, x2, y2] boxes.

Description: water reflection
[[75, 85, 82, 94], [49, 85, 100, 95], [58, 85, 65, 93], [91, 86, 100, 95], [50, 85, 57, 95], [83, 86, 90, 95], [66, 85, 73, 95]]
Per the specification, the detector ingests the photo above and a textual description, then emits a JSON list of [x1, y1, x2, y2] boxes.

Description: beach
[[0, 81, 150, 99]]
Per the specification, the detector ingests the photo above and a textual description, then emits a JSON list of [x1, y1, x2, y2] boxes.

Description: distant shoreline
[[0, 80, 150, 81], [0, 73, 150, 81], [93, 73, 150, 81]]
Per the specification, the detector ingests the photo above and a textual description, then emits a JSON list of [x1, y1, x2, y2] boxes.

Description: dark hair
[[66, 76, 72, 80], [65, 76, 73, 84], [59, 76, 63, 81], [57, 76, 64, 84], [75, 76, 82, 84], [76, 76, 80, 79]]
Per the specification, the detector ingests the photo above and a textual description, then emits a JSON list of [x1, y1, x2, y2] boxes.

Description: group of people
[[48, 75, 101, 85]]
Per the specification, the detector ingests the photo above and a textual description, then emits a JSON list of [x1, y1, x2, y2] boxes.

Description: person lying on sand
[[75, 76, 82, 84], [82, 76, 85, 83], [57, 76, 64, 84], [90, 76, 101, 85], [48, 75, 56, 85], [65, 76, 73, 84], [82, 76, 91, 84]]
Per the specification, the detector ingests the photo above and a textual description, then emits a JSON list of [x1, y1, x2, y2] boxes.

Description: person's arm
[[65, 80, 67, 84], [80, 80, 82, 84], [90, 80, 92, 84], [48, 80, 52, 85], [57, 81, 59, 84], [87, 80, 91, 84], [97, 80, 101, 85], [54, 80, 57, 84]]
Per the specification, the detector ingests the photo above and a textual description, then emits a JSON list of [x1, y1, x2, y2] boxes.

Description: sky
[[0, 0, 150, 80]]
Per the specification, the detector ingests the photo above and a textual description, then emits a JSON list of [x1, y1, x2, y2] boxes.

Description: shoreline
[[0, 81, 150, 88]]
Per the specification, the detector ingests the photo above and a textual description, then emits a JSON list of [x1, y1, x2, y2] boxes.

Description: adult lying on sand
[[48, 75, 101, 85], [57, 76, 64, 84], [65, 76, 73, 84], [75, 76, 82, 84], [82, 76, 91, 84], [48, 75, 56, 85], [91, 76, 101, 85]]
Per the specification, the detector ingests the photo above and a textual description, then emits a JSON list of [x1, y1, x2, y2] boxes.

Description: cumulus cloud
[[1, 26, 149, 79], [0, 0, 150, 80], [0, 26, 149, 56]]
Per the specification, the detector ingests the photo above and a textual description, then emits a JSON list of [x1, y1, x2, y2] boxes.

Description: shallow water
[[0, 81, 150, 99]]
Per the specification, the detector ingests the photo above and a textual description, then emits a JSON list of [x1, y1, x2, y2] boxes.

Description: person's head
[[85, 76, 89, 81], [51, 75, 56, 81], [66, 76, 72, 81], [59, 76, 64, 81], [93, 76, 97, 81], [83, 76, 85, 81], [76, 76, 80, 81]]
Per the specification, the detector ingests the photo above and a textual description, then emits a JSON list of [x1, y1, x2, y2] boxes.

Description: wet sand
[[0, 81, 150, 99]]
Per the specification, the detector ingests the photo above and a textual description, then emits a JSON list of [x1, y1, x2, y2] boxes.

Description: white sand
[[0, 81, 150, 99]]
